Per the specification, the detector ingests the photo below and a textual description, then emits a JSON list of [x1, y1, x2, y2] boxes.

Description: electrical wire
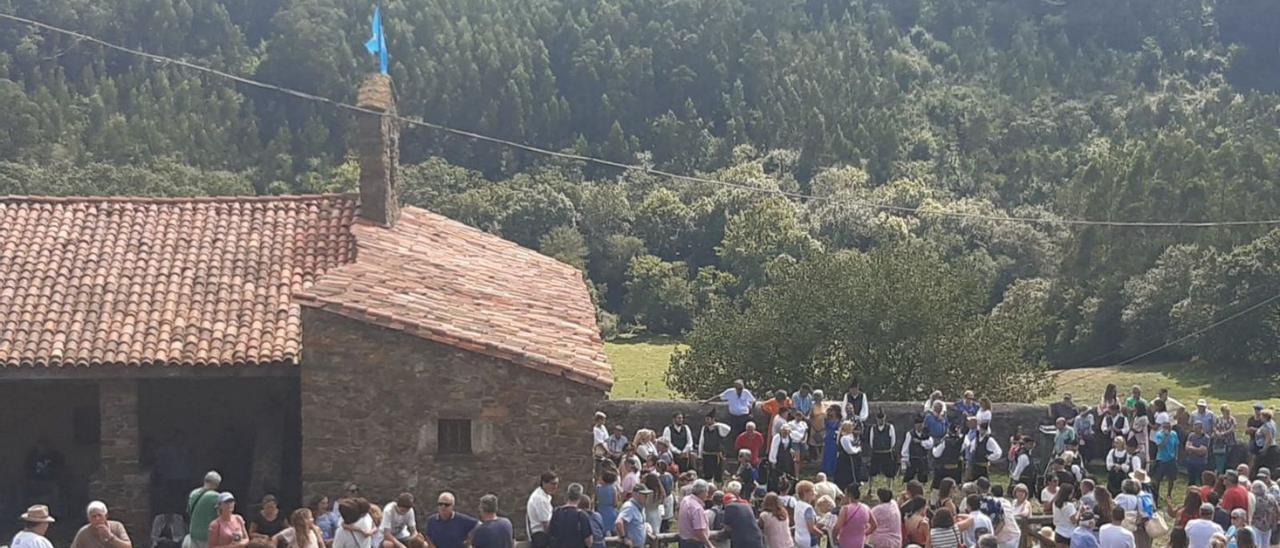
[[1055, 292, 1280, 388], [5, 12, 1280, 229]]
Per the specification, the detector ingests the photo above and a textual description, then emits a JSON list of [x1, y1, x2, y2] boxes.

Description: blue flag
[[364, 6, 388, 74]]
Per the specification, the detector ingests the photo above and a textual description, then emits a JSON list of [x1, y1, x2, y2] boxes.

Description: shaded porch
[[0, 367, 300, 543]]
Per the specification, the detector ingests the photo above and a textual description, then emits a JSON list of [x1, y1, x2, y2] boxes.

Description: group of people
[[1045, 385, 1279, 507], [589, 378, 1280, 548], [7, 471, 522, 548], [593, 380, 1009, 502]]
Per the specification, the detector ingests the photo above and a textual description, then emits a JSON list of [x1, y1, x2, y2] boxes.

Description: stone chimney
[[355, 73, 401, 227]]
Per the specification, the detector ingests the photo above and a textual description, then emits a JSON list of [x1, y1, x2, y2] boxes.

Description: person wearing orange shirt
[[762, 390, 793, 447]]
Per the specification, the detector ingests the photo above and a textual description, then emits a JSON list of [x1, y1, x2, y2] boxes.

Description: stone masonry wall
[[300, 309, 603, 535], [90, 381, 151, 540]]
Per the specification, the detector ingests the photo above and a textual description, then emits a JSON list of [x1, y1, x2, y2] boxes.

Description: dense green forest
[[2, 0, 1279, 387]]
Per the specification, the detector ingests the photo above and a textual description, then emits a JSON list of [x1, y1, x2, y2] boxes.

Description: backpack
[[980, 497, 1005, 532]]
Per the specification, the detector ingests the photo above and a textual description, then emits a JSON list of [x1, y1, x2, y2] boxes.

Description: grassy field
[[606, 337, 1280, 411], [604, 335, 682, 399], [1047, 361, 1280, 412]]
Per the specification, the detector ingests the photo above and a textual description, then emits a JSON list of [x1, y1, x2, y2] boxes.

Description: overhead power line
[[1057, 292, 1280, 387], [1110, 292, 1280, 367], [5, 12, 1280, 229]]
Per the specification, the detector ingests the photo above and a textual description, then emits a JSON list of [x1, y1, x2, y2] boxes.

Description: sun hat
[[1130, 469, 1150, 483], [218, 492, 236, 504], [20, 505, 55, 523]]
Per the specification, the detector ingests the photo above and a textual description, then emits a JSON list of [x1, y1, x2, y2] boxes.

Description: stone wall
[[300, 309, 603, 534], [90, 381, 151, 541], [598, 399, 1053, 448]]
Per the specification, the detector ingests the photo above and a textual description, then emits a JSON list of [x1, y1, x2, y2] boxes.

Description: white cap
[[1197, 399, 1208, 407]]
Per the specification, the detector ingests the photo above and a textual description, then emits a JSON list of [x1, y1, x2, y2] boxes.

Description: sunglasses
[[438, 502, 453, 507]]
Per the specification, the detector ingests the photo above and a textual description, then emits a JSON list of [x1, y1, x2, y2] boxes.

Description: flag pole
[[378, 0, 387, 74]]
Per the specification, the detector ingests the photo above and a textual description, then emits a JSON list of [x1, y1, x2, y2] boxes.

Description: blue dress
[[822, 418, 840, 478], [596, 482, 618, 531]]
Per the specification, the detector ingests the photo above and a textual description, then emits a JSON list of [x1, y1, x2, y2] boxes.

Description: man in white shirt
[[704, 380, 756, 440], [963, 422, 1003, 482], [1098, 508, 1135, 548], [525, 472, 558, 543], [961, 495, 993, 548], [381, 493, 420, 548], [11, 505, 56, 548], [592, 412, 609, 457], [840, 380, 869, 423], [1184, 503, 1225, 548], [664, 413, 697, 472]]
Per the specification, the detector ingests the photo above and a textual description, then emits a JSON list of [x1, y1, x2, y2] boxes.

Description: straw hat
[[20, 505, 55, 524], [1130, 469, 1150, 483]]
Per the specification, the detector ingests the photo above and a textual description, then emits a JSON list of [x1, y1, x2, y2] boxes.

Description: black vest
[[670, 425, 689, 451], [1110, 450, 1128, 468], [702, 426, 724, 453], [1109, 415, 1128, 435], [973, 435, 992, 464], [846, 393, 865, 417], [908, 431, 928, 459], [873, 425, 893, 452], [940, 436, 962, 463]]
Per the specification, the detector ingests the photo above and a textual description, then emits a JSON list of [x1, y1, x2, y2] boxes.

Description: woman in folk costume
[[767, 423, 797, 493], [835, 420, 863, 489]]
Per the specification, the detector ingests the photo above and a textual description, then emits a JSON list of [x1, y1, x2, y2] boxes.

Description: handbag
[[1120, 510, 1139, 532], [1143, 511, 1170, 538]]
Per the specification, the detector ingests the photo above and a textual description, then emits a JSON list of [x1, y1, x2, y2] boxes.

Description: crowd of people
[[8, 379, 1277, 548], [6, 472, 519, 548], [590, 380, 1280, 548]]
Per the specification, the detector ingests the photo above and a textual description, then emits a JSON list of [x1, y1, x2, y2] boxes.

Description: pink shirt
[[760, 512, 794, 548], [837, 503, 870, 548], [208, 515, 246, 548], [866, 503, 901, 548], [677, 494, 708, 540]]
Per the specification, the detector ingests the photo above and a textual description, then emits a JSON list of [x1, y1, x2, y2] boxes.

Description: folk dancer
[[867, 410, 898, 490], [963, 423, 1002, 482], [699, 411, 731, 481], [900, 416, 932, 485], [931, 426, 964, 490]]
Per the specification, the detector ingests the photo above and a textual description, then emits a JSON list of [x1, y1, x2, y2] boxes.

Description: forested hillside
[[2, 0, 1279, 387]]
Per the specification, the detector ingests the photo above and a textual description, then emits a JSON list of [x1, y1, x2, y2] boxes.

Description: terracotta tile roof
[[0, 195, 612, 389], [0, 195, 359, 368], [297, 207, 613, 390]]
